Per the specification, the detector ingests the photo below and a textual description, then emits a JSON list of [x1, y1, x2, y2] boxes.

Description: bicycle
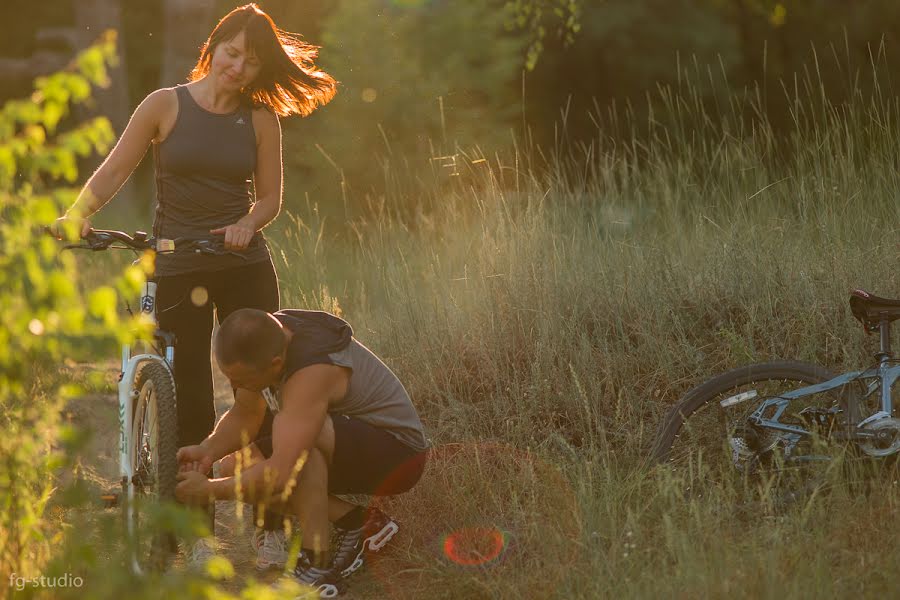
[[651, 289, 900, 502], [59, 229, 246, 573]]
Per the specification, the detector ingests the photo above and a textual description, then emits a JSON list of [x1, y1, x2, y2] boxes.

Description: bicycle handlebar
[[55, 229, 249, 259]]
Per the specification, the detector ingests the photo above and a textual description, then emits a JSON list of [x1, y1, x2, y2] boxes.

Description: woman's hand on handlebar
[[210, 216, 256, 251], [49, 214, 92, 239]]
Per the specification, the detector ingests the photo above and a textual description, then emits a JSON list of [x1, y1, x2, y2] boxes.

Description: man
[[174, 308, 428, 596]]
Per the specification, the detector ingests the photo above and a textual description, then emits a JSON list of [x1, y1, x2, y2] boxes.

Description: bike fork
[[118, 343, 142, 573]]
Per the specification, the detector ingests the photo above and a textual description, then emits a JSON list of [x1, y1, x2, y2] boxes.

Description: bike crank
[[857, 417, 900, 457]]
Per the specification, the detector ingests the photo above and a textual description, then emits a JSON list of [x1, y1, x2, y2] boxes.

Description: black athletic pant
[[157, 258, 282, 531]]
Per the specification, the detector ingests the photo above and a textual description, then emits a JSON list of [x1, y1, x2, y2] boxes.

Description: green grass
[[260, 63, 898, 597], [53, 57, 900, 598]]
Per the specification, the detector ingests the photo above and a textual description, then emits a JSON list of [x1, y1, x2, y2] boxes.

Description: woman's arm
[[51, 89, 171, 237], [210, 108, 282, 250]]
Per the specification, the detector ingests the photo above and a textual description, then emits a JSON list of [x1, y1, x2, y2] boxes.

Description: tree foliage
[[0, 32, 312, 598], [286, 0, 533, 216], [505, 0, 584, 70], [0, 30, 147, 581], [6, 0, 900, 227]]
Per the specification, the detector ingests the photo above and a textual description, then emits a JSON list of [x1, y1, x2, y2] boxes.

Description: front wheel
[[128, 360, 179, 572], [651, 361, 837, 484]]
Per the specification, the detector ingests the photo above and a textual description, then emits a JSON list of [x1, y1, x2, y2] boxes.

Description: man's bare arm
[[207, 364, 347, 501], [200, 388, 267, 462]]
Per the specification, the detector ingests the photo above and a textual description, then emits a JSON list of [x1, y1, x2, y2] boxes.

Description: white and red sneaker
[[330, 507, 399, 578]]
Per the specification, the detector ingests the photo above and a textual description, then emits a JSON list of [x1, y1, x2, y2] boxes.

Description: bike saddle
[[849, 289, 900, 331]]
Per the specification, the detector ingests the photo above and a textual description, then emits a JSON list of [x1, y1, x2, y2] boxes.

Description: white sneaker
[[252, 528, 288, 571], [188, 537, 217, 570]]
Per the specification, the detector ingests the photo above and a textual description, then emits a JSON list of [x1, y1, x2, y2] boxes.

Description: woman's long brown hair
[[189, 3, 337, 117]]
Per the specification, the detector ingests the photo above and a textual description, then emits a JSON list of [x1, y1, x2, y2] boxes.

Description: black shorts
[[254, 414, 427, 496]]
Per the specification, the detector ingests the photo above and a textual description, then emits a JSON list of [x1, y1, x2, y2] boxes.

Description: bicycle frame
[[117, 280, 176, 574], [745, 325, 898, 444], [57, 230, 239, 572], [747, 363, 900, 435]]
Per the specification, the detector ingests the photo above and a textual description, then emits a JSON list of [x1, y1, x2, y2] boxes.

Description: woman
[[52, 3, 336, 570]]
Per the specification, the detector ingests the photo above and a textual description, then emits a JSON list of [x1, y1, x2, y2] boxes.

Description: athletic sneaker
[[331, 507, 400, 578], [288, 550, 343, 598], [188, 537, 217, 571], [252, 528, 288, 571]]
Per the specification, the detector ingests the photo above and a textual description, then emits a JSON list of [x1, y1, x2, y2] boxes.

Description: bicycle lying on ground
[[651, 290, 900, 501], [58, 229, 246, 573]]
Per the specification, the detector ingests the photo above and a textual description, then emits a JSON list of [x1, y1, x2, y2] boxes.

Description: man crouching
[[174, 308, 428, 596]]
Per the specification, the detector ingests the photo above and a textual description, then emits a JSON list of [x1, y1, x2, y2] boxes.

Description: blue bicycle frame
[[747, 363, 900, 437], [746, 315, 898, 445]]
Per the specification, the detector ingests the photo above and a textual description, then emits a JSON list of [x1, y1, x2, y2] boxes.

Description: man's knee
[[313, 415, 335, 464], [305, 446, 327, 473]]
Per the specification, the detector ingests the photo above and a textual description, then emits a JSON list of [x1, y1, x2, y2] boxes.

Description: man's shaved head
[[215, 308, 286, 370]]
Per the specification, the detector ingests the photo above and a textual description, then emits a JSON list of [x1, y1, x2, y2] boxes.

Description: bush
[[0, 29, 146, 584]]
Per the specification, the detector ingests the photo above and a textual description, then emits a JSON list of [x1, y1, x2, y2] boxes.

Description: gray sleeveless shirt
[[152, 85, 271, 276], [261, 310, 429, 452]]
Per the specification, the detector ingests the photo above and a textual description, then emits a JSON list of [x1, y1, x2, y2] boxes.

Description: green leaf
[[0, 145, 14, 186], [48, 271, 77, 301], [204, 555, 235, 580], [88, 286, 118, 326], [42, 102, 66, 134]]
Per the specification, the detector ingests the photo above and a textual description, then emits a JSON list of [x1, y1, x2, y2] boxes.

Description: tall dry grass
[[263, 53, 898, 599], [63, 50, 899, 598]]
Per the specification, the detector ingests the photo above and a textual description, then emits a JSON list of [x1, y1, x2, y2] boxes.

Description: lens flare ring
[[442, 526, 508, 567]]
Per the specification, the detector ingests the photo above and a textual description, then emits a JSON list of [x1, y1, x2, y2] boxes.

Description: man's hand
[[209, 216, 256, 250], [176, 444, 215, 474], [175, 470, 212, 506]]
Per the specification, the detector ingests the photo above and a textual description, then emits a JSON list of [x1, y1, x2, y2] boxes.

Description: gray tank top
[[261, 310, 429, 452], [152, 85, 271, 276], [324, 339, 429, 451]]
